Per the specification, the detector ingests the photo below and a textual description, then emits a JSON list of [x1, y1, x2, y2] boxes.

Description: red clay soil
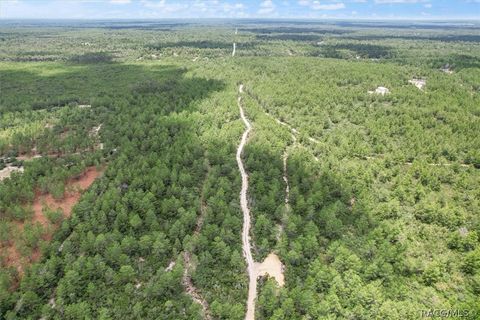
[[34, 166, 101, 224], [2, 166, 102, 279]]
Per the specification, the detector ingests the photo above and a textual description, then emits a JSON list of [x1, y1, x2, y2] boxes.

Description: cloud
[[140, 0, 187, 12], [374, 0, 428, 3], [1, 0, 21, 5], [0, 0, 476, 20], [110, 0, 131, 4], [0, 0, 104, 19], [134, 0, 248, 18], [223, 2, 245, 13], [298, 0, 345, 10], [258, 0, 276, 14]]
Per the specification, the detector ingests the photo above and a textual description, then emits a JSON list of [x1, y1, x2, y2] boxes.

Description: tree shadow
[[256, 34, 322, 42], [312, 43, 395, 59], [343, 34, 480, 43], [147, 41, 235, 50], [430, 54, 480, 71], [1, 61, 225, 319], [0, 62, 223, 114], [334, 21, 478, 30], [67, 52, 116, 64], [242, 27, 352, 35]]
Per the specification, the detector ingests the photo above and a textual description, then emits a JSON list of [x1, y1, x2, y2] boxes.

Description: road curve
[[236, 84, 256, 320]]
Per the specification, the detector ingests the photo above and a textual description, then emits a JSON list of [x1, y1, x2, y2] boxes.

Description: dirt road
[[236, 84, 257, 320]]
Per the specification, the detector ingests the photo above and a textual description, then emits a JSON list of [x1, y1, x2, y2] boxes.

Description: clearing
[[254, 253, 285, 287]]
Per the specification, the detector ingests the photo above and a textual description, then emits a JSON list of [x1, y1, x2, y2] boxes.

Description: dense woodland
[[0, 20, 479, 319]]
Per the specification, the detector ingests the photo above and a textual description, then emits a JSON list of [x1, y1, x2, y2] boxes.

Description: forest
[[0, 19, 479, 319]]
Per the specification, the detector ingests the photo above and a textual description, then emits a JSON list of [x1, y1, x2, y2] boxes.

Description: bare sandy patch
[[254, 253, 285, 287], [16, 154, 43, 161], [409, 78, 426, 90], [165, 261, 176, 272], [0, 165, 24, 181], [368, 86, 390, 95], [90, 124, 102, 137]]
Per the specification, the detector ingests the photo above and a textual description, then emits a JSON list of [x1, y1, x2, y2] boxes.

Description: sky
[[0, 0, 479, 20]]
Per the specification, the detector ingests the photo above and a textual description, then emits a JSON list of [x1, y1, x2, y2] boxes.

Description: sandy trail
[[262, 109, 321, 146], [241, 88, 323, 153], [264, 113, 472, 168], [276, 146, 291, 241], [237, 85, 285, 320], [282, 137, 296, 206], [182, 168, 212, 320], [255, 96, 472, 168], [232, 43, 236, 57], [236, 85, 256, 320], [264, 112, 319, 162], [182, 251, 211, 320], [283, 150, 290, 205]]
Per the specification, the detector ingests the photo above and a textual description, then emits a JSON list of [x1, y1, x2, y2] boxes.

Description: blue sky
[[1, 0, 479, 20]]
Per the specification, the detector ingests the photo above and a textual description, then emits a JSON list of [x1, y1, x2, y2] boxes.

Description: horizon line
[[1, 17, 479, 22]]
